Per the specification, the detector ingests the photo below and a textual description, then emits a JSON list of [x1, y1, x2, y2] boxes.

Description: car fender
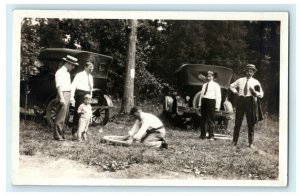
[[192, 91, 202, 108], [103, 95, 114, 107], [164, 96, 174, 113]]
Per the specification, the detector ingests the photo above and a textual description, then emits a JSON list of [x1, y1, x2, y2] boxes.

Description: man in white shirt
[[54, 55, 78, 141], [126, 106, 168, 149], [230, 64, 264, 148], [198, 71, 221, 140], [71, 61, 94, 138]]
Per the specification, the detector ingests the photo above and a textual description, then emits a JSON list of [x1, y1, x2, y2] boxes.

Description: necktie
[[244, 79, 249, 96], [204, 83, 209, 95]]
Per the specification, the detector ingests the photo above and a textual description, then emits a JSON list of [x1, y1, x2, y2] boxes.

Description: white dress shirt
[[55, 66, 72, 91], [230, 77, 264, 98], [128, 112, 165, 141], [71, 70, 94, 98], [199, 80, 222, 109]]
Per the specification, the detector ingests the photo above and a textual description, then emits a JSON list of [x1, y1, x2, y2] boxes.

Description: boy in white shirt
[[198, 71, 221, 140], [77, 94, 93, 141]]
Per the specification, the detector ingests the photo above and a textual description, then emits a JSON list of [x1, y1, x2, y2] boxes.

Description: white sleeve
[[133, 120, 150, 141], [215, 84, 221, 109], [128, 120, 140, 137], [71, 74, 79, 100], [255, 81, 264, 98], [230, 79, 239, 94], [55, 70, 64, 88]]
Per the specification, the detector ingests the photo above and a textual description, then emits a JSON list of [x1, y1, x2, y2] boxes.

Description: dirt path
[[19, 154, 198, 181], [19, 154, 107, 179]]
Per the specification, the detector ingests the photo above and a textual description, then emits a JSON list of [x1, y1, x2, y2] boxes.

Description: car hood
[[175, 64, 233, 89]]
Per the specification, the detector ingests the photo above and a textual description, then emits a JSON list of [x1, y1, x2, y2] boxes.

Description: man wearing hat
[[230, 64, 264, 148], [54, 55, 78, 141], [198, 71, 221, 140], [71, 61, 94, 139]]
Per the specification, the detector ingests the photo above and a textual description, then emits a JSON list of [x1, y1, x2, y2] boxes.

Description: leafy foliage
[[20, 18, 280, 113]]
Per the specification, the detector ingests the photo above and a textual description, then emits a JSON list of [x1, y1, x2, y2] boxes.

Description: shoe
[[207, 136, 215, 141], [249, 144, 254, 149], [232, 142, 237, 146], [56, 138, 65, 141], [160, 141, 168, 149], [199, 135, 206, 140]]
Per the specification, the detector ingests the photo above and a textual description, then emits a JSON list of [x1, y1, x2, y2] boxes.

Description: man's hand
[[250, 87, 258, 97], [215, 108, 220, 112], [70, 99, 75, 106], [59, 98, 65, 104]]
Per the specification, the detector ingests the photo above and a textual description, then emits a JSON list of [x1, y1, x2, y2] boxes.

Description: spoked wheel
[[91, 104, 110, 126], [46, 98, 60, 127]]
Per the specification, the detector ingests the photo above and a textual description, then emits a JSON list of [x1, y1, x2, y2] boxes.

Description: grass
[[19, 102, 279, 180]]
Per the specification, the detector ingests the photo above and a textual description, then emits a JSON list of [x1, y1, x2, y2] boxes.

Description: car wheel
[[46, 97, 60, 127], [91, 101, 110, 126]]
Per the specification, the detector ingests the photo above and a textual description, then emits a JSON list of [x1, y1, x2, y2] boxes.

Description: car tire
[[46, 97, 60, 127], [91, 99, 110, 126]]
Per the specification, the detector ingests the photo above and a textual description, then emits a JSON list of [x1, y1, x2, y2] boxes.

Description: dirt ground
[[19, 153, 200, 180]]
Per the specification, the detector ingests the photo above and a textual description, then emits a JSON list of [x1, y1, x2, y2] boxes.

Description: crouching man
[[126, 106, 168, 149]]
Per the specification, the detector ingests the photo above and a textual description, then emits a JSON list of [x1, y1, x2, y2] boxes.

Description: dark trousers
[[53, 92, 70, 140], [233, 96, 255, 145], [200, 98, 216, 138], [72, 89, 90, 136]]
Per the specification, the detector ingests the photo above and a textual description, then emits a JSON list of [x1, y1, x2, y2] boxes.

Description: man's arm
[[70, 74, 79, 102], [251, 81, 264, 98], [215, 84, 221, 111], [230, 79, 239, 95], [55, 71, 65, 103], [198, 84, 205, 107], [90, 75, 93, 97], [132, 121, 149, 141], [128, 120, 140, 137], [57, 86, 65, 104]]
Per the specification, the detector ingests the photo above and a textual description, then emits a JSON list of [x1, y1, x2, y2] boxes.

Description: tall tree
[[121, 19, 138, 113]]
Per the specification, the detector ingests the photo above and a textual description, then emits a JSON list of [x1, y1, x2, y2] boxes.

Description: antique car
[[20, 48, 114, 126], [163, 64, 234, 130]]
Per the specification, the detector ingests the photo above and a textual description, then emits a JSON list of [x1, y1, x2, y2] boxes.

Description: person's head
[[130, 106, 142, 120], [85, 61, 94, 73], [83, 94, 92, 105], [244, 64, 257, 79], [62, 55, 78, 71], [207, 71, 214, 81]]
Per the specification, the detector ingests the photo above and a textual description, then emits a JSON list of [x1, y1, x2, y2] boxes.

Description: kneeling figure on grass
[[125, 106, 168, 149]]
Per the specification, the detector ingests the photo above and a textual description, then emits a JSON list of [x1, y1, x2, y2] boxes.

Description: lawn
[[19, 103, 279, 180]]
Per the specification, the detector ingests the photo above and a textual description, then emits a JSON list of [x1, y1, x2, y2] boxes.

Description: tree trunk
[[121, 19, 138, 113]]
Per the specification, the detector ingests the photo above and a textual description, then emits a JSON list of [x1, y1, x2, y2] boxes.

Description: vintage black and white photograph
[[11, 11, 288, 186]]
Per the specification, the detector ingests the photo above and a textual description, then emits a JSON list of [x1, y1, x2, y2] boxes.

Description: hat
[[84, 94, 92, 99], [244, 64, 257, 72], [62, 55, 79, 66], [207, 71, 214, 76]]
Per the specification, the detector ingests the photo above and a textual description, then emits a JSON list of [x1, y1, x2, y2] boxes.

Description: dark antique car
[[163, 64, 234, 130], [20, 48, 114, 126]]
